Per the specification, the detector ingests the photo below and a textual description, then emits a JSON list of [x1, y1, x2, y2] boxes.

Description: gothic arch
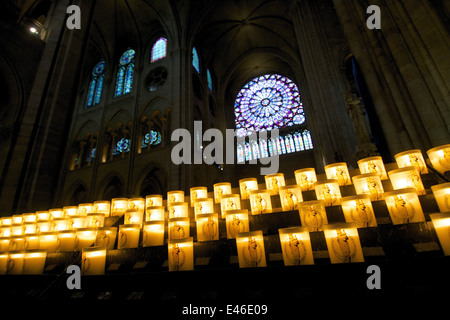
[[133, 163, 168, 197]]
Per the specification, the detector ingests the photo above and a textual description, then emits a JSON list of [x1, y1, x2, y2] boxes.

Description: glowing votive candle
[[196, 213, 219, 242], [10, 224, 24, 236], [168, 202, 189, 219], [352, 173, 384, 201], [190, 187, 208, 207], [68, 215, 87, 230], [145, 194, 163, 207], [111, 198, 128, 216], [236, 230, 266, 268], [298, 200, 328, 231], [249, 189, 272, 215], [1, 217, 12, 226], [279, 185, 303, 211], [388, 166, 426, 195], [341, 195, 377, 227], [63, 206, 78, 217], [315, 179, 342, 206], [24, 234, 40, 250], [57, 230, 77, 252], [0, 227, 10, 238], [128, 198, 145, 212], [93, 201, 111, 217], [384, 188, 425, 224], [142, 221, 165, 247], [294, 168, 317, 191], [82, 247, 106, 275], [12, 215, 23, 225], [225, 210, 250, 239], [213, 183, 232, 204], [95, 227, 117, 250], [77, 203, 93, 216], [124, 210, 144, 225], [23, 249, 47, 274], [194, 198, 215, 219], [168, 237, 194, 271], [0, 237, 10, 252], [76, 227, 98, 250], [51, 218, 70, 232], [49, 208, 65, 219], [431, 183, 450, 212], [265, 173, 285, 195], [168, 217, 190, 240], [37, 221, 52, 233], [117, 224, 140, 249], [427, 144, 450, 175], [36, 211, 50, 221], [7, 251, 25, 274], [39, 232, 59, 252], [23, 223, 37, 234], [9, 235, 26, 251], [145, 206, 165, 222], [395, 149, 428, 174], [22, 213, 37, 223], [357, 156, 388, 180], [430, 213, 450, 256], [220, 194, 241, 218], [323, 223, 364, 263], [239, 178, 259, 200], [86, 213, 105, 228], [0, 252, 8, 274], [167, 191, 185, 205], [325, 162, 352, 186], [278, 227, 314, 266]]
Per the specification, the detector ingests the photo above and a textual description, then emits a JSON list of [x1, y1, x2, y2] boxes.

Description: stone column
[[290, 0, 358, 168]]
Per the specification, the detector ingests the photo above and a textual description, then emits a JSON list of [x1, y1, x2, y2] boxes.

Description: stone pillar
[[333, 0, 450, 156], [290, 0, 358, 168]]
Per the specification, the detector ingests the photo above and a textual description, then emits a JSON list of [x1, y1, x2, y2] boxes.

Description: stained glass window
[[141, 130, 162, 149], [207, 69, 213, 91], [151, 37, 167, 62], [112, 138, 131, 155], [237, 144, 244, 163], [85, 147, 96, 163], [234, 74, 304, 137], [192, 47, 200, 73], [115, 49, 135, 98], [86, 60, 105, 108]]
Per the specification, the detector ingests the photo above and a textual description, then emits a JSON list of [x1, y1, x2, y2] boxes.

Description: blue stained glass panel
[[151, 37, 167, 62], [86, 78, 96, 108], [124, 62, 134, 94], [113, 138, 131, 155], [207, 69, 213, 91], [192, 47, 200, 73], [303, 130, 313, 149], [293, 132, 305, 151], [237, 144, 244, 163], [94, 75, 103, 105], [120, 49, 135, 65], [115, 67, 125, 97]]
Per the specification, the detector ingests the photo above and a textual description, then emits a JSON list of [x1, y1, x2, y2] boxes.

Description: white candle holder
[[142, 221, 165, 247], [167, 190, 185, 205], [93, 201, 111, 217], [324, 162, 352, 186], [220, 194, 241, 218], [298, 200, 328, 232], [278, 227, 314, 266], [168, 237, 194, 271], [236, 230, 267, 268], [388, 166, 426, 195], [430, 213, 450, 256], [249, 189, 272, 215], [190, 187, 208, 207], [76, 227, 98, 250], [167, 202, 189, 219], [279, 185, 303, 211], [384, 188, 425, 224], [427, 144, 450, 175], [213, 183, 232, 204], [323, 223, 364, 263], [95, 227, 117, 250], [117, 224, 141, 249], [394, 149, 428, 174], [196, 213, 219, 242], [168, 217, 190, 240], [82, 247, 107, 275], [265, 173, 285, 195], [357, 156, 388, 180], [294, 168, 317, 191], [431, 182, 450, 212], [341, 195, 377, 227], [111, 198, 129, 216], [239, 178, 259, 200], [352, 173, 384, 201], [315, 179, 342, 206], [225, 210, 250, 239], [145, 194, 163, 208], [23, 249, 47, 274], [77, 203, 93, 216], [145, 206, 165, 222]]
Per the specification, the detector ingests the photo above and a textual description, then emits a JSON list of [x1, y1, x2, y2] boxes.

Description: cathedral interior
[[0, 0, 449, 314]]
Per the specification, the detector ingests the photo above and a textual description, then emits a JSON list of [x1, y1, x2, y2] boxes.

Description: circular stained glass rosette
[[120, 49, 135, 65], [92, 61, 105, 76], [235, 74, 304, 137]]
